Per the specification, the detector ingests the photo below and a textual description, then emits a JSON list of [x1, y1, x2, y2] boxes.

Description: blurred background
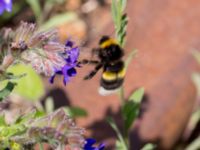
[[0, 0, 200, 149]]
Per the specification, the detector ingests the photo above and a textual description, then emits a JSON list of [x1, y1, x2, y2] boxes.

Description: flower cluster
[[49, 40, 80, 85], [0, 0, 12, 15], [0, 108, 85, 149], [27, 109, 85, 148], [0, 22, 80, 85]]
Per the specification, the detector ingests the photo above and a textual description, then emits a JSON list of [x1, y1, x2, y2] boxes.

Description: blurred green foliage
[[1, 64, 45, 101]]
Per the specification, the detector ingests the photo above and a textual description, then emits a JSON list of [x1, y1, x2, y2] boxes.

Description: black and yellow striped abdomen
[[100, 61, 125, 90]]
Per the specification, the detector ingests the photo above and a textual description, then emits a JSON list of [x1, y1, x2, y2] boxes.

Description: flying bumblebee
[[79, 35, 125, 95]]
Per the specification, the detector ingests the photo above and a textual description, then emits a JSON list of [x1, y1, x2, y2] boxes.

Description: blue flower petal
[[84, 138, 105, 150], [85, 138, 96, 147], [0, 0, 12, 15], [49, 74, 56, 84], [66, 47, 79, 63], [49, 40, 80, 85], [5, 0, 12, 12], [67, 67, 77, 77], [96, 143, 105, 150], [65, 40, 73, 47], [62, 65, 71, 85]]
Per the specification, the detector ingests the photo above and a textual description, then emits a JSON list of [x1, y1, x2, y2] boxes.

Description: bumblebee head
[[98, 36, 124, 62], [99, 36, 110, 45]]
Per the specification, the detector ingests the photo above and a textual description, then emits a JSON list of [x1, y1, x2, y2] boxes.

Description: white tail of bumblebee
[[98, 86, 119, 96]]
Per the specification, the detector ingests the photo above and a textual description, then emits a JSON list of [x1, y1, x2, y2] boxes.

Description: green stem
[[39, 143, 44, 150], [119, 86, 125, 105], [118, 86, 129, 149], [124, 130, 129, 149], [37, 1, 53, 25]]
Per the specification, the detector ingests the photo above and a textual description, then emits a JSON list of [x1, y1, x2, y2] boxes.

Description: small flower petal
[[66, 47, 80, 63], [0, 0, 12, 15], [67, 67, 77, 76], [49, 74, 55, 84], [49, 40, 80, 85], [84, 138, 105, 150], [65, 40, 74, 47]]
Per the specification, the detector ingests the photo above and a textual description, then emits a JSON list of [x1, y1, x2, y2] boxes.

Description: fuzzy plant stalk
[[111, 0, 129, 147], [109, 0, 143, 150], [111, 0, 128, 104]]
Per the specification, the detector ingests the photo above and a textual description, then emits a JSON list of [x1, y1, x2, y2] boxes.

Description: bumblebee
[[79, 36, 125, 95]]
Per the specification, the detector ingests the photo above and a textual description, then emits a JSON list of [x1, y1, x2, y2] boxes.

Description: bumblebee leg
[[78, 59, 99, 65], [84, 63, 103, 80]]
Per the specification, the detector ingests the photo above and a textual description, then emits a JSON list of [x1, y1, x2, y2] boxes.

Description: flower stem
[[39, 143, 44, 150], [118, 86, 129, 149], [119, 86, 125, 105]]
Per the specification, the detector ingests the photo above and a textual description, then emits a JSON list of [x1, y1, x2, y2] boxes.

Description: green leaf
[[15, 110, 45, 124], [111, 0, 128, 46], [111, 0, 119, 25], [0, 72, 26, 82], [187, 108, 200, 134], [129, 87, 144, 103], [0, 82, 16, 101], [107, 117, 127, 150], [122, 101, 139, 130], [0, 124, 26, 138], [185, 136, 200, 150], [26, 0, 41, 20], [120, 0, 127, 12], [192, 73, 200, 96], [116, 139, 127, 150], [122, 88, 144, 130], [0, 115, 7, 126], [6, 64, 44, 101], [141, 143, 156, 150], [15, 111, 36, 124], [192, 50, 200, 65], [64, 106, 88, 118], [39, 12, 78, 30]]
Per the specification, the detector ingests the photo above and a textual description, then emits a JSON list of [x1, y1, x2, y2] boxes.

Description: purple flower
[[49, 40, 80, 85], [84, 138, 105, 150], [0, 0, 12, 15]]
